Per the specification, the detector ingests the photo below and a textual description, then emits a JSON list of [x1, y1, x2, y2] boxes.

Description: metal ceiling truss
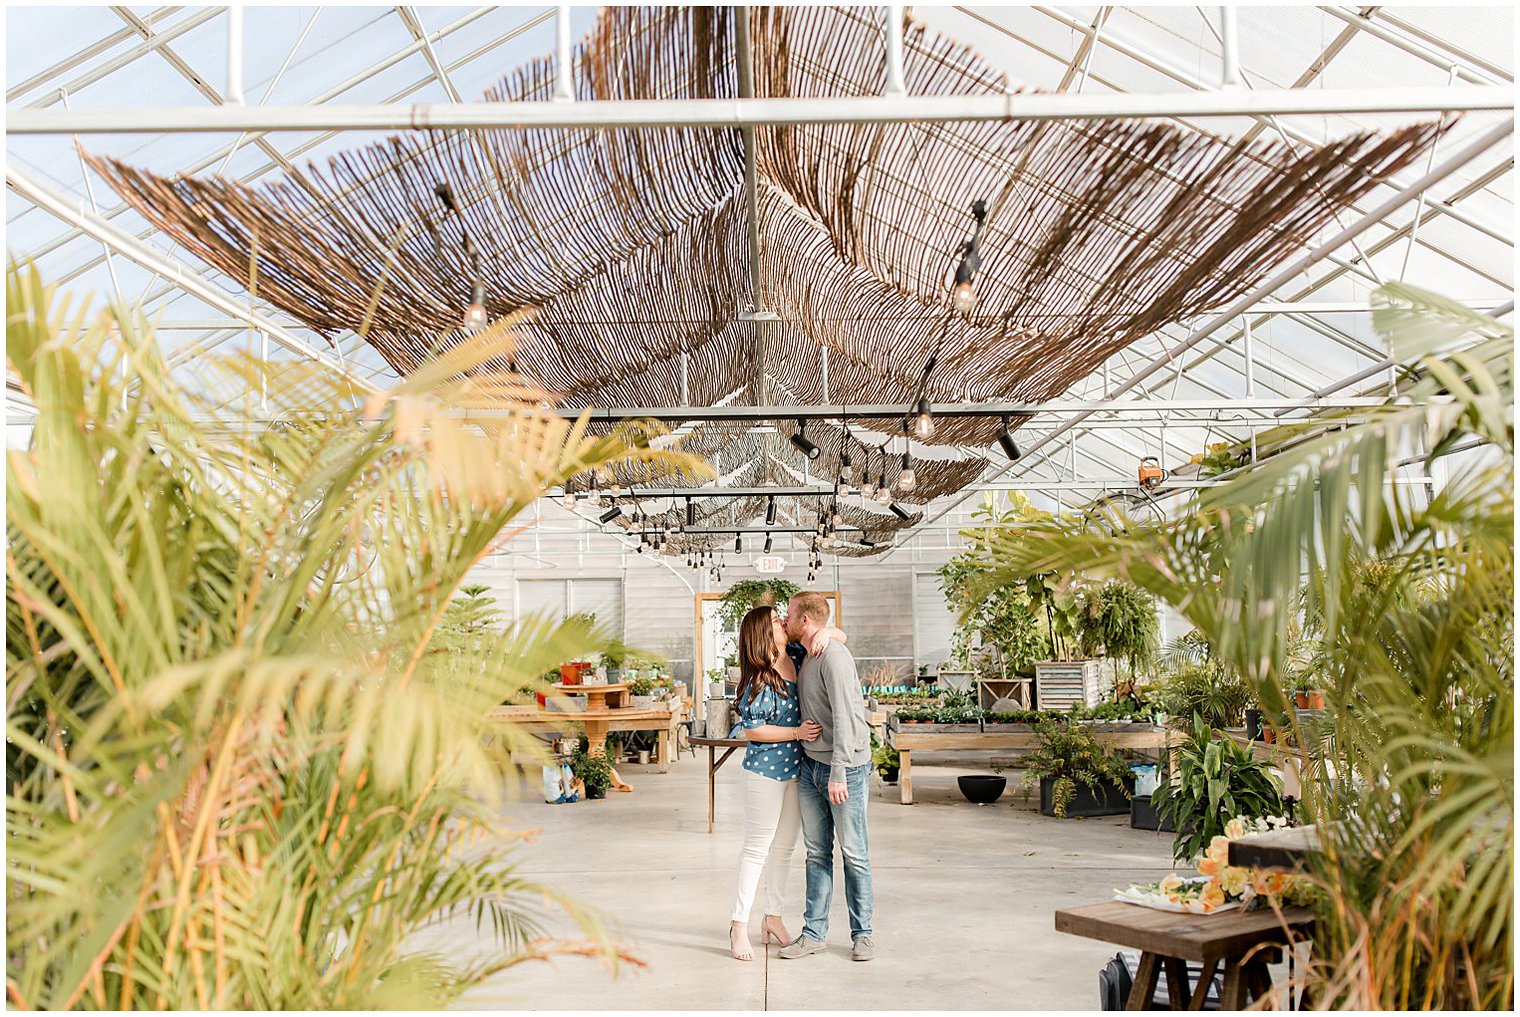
[[5, 5, 1511, 559]]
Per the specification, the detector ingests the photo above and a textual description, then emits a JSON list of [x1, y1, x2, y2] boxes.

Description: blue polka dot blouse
[[738, 679, 802, 782]]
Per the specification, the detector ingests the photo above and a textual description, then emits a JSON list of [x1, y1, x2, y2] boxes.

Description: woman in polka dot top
[[726, 604, 843, 961]]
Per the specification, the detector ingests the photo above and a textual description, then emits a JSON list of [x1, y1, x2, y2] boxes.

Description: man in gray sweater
[[778, 591, 875, 962]]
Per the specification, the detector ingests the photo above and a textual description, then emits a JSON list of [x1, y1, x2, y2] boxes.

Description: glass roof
[[5, 5, 1513, 530]]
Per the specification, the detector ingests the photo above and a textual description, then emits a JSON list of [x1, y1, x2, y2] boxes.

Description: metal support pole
[[884, 5, 906, 97], [1220, 6, 1241, 87], [554, 5, 573, 101], [225, 6, 244, 105], [1243, 317, 1256, 397]]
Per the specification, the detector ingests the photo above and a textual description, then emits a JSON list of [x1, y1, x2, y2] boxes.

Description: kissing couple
[[726, 592, 875, 963]]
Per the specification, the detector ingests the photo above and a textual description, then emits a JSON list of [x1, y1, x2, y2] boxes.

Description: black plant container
[[1129, 794, 1176, 831], [1039, 776, 1133, 818], [585, 784, 607, 800], [957, 774, 1007, 804], [878, 765, 900, 785], [1244, 708, 1264, 742]]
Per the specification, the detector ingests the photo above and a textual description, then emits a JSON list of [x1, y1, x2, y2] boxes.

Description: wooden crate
[[1034, 659, 1105, 710]]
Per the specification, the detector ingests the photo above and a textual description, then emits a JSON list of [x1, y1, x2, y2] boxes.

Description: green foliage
[[570, 748, 614, 794], [436, 585, 503, 648], [1078, 581, 1160, 680], [1015, 719, 1134, 818], [4, 266, 707, 1008], [966, 283, 1513, 1007], [1150, 717, 1283, 863], [1154, 661, 1253, 728], [938, 492, 1052, 672], [869, 731, 899, 773], [717, 579, 801, 630], [984, 709, 1066, 725], [1192, 440, 1251, 479], [628, 676, 655, 696]]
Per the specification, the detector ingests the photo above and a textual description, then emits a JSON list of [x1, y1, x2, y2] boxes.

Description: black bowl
[[957, 774, 1007, 804]]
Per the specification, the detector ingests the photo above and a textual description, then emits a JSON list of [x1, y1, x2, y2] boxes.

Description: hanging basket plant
[[717, 579, 801, 630]]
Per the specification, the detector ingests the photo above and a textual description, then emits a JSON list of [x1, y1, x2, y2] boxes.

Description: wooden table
[[886, 724, 1180, 805], [689, 736, 746, 834], [551, 681, 629, 711], [1056, 900, 1315, 1009], [489, 703, 681, 789]]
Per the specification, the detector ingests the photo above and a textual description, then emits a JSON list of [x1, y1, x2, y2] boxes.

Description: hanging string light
[[950, 199, 987, 314]]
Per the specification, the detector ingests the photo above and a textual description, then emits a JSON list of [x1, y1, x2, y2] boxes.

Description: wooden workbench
[[488, 702, 684, 781], [885, 723, 1180, 805]]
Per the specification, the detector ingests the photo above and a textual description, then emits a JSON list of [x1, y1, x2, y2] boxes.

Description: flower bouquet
[[1116, 817, 1312, 915]]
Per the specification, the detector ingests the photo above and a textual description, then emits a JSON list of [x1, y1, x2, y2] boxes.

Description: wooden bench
[[885, 724, 1180, 805], [1055, 900, 1315, 1009]]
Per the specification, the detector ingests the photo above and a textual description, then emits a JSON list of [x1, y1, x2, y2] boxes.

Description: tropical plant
[[4, 265, 704, 1008], [938, 492, 1051, 672], [1150, 717, 1284, 863], [436, 584, 504, 648], [967, 283, 1513, 1008], [1191, 440, 1250, 478], [1153, 663, 1253, 729], [869, 731, 899, 775], [716, 579, 801, 630], [1015, 719, 1135, 818]]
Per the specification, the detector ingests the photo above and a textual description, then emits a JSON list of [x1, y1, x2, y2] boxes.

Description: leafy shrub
[[1016, 719, 1134, 818], [1151, 716, 1283, 862]]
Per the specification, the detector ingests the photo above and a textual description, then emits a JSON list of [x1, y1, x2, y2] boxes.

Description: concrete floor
[[417, 752, 1181, 1010]]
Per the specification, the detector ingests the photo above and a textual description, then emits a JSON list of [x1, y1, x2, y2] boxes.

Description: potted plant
[[1017, 718, 1134, 818], [718, 579, 802, 631], [871, 733, 900, 784], [599, 649, 625, 683], [629, 676, 656, 709], [1150, 716, 1284, 862], [571, 748, 614, 801], [1289, 673, 1312, 709]]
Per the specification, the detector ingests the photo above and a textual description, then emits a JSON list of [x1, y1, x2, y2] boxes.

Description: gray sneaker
[[852, 937, 875, 962], [777, 936, 827, 960]]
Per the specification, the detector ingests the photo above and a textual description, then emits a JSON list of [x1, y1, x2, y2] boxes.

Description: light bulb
[[651, 545, 662, 559], [951, 281, 975, 313], [898, 467, 917, 493], [610, 481, 621, 499], [462, 281, 488, 333], [561, 490, 576, 509], [875, 476, 891, 504], [861, 478, 877, 500], [831, 507, 843, 526], [913, 396, 935, 440]]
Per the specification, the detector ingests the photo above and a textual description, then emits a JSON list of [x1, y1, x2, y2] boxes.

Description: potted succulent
[[628, 676, 656, 709], [1017, 718, 1134, 818], [571, 748, 614, 801]]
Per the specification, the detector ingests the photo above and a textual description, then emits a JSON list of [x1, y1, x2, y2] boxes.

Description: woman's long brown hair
[[735, 605, 793, 708]]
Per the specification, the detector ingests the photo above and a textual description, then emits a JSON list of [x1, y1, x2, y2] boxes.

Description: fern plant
[[1015, 719, 1134, 818]]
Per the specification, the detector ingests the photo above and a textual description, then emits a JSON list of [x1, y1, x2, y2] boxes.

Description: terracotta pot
[[1307, 690, 1327, 710], [1262, 725, 1277, 744], [1293, 691, 1310, 709], [560, 664, 581, 685]]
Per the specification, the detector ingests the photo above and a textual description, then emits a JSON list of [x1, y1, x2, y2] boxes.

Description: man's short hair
[[789, 591, 831, 626]]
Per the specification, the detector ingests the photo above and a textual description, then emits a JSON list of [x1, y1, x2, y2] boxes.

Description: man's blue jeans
[[797, 756, 873, 942]]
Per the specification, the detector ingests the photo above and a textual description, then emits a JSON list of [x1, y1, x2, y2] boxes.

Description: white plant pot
[[631, 695, 655, 710], [637, 749, 651, 765]]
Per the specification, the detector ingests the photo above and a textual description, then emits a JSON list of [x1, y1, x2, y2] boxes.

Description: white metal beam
[[7, 86, 1509, 134]]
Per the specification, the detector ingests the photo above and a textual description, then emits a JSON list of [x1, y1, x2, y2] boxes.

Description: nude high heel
[[729, 921, 754, 961], [762, 915, 792, 946]]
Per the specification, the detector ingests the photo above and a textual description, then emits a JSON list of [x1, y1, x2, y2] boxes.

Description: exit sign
[[754, 555, 786, 574]]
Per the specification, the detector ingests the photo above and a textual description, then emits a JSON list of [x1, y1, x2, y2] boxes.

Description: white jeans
[[729, 770, 801, 923]]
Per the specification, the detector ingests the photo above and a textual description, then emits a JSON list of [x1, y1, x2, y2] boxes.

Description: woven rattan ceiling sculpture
[[88, 5, 1445, 556]]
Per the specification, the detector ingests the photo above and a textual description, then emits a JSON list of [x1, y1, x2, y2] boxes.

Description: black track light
[[765, 495, 776, 526], [998, 415, 1022, 461], [686, 498, 696, 527], [735, 533, 743, 554], [859, 535, 877, 548], [763, 533, 773, 553], [599, 505, 623, 524], [889, 502, 911, 521], [789, 420, 821, 460]]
